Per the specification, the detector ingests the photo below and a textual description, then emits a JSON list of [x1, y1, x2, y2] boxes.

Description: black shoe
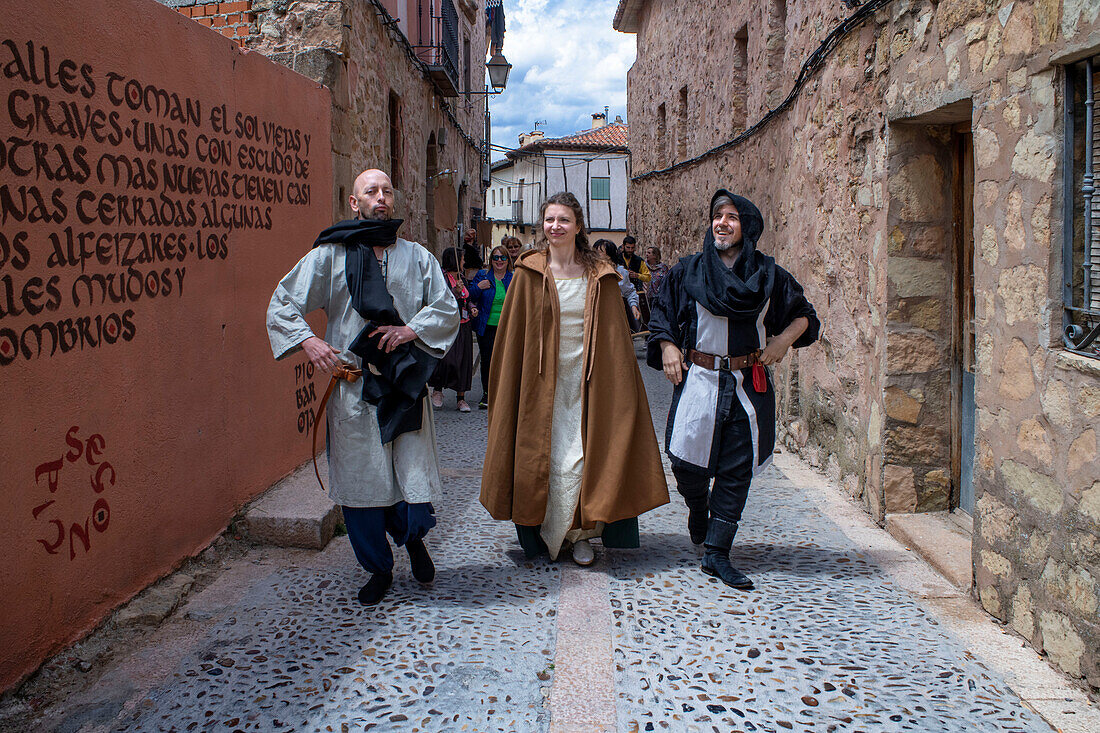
[[701, 517, 754, 590], [406, 538, 435, 583], [357, 572, 393, 605], [478, 399, 488, 410], [702, 552, 754, 590], [686, 497, 709, 545]]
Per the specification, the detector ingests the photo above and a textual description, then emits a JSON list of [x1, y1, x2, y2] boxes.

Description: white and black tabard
[[646, 191, 819, 478]]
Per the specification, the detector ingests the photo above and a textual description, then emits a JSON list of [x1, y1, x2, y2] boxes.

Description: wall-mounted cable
[[630, 0, 894, 182]]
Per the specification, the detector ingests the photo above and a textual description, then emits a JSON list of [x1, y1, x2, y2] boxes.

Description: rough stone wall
[[190, 0, 487, 249], [625, 0, 1100, 691]]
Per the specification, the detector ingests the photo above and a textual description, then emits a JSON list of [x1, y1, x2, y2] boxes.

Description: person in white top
[[266, 169, 459, 605]]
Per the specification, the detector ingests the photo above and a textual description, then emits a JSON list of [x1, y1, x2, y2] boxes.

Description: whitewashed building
[[486, 114, 630, 247]]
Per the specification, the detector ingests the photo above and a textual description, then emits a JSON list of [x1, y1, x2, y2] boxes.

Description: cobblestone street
[[11, 353, 1098, 733]]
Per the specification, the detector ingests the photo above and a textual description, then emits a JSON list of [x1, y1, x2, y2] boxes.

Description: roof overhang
[[612, 0, 647, 33], [506, 144, 629, 161]]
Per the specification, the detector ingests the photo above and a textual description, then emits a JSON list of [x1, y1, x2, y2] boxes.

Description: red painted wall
[[0, 0, 332, 690]]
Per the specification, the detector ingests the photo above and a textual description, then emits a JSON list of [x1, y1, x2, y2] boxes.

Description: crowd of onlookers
[[430, 230, 668, 413]]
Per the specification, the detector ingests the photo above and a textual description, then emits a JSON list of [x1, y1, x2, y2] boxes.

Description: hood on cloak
[[681, 189, 775, 320], [313, 217, 439, 445], [512, 248, 621, 378]]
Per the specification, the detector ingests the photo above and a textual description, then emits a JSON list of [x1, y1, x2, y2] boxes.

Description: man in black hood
[[647, 189, 819, 590]]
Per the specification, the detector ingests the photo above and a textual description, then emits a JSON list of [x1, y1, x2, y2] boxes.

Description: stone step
[[242, 455, 340, 549], [886, 510, 974, 593]]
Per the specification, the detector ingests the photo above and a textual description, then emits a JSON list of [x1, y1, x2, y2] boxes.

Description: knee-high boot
[[684, 495, 709, 546], [701, 518, 754, 590]]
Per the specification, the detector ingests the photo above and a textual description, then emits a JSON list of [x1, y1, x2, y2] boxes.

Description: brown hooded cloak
[[480, 249, 669, 530]]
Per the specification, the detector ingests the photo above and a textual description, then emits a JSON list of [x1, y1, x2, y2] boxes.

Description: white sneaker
[[431, 391, 443, 408], [571, 539, 595, 566]]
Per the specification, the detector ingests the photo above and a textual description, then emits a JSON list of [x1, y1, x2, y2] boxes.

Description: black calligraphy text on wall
[[33, 426, 114, 560], [294, 358, 317, 435], [0, 39, 316, 366]]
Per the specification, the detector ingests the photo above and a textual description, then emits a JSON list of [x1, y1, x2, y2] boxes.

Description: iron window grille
[[411, 0, 460, 96], [1064, 54, 1100, 358]]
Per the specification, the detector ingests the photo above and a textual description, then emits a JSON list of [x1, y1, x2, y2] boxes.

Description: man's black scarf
[[313, 218, 439, 444], [681, 189, 775, 321]]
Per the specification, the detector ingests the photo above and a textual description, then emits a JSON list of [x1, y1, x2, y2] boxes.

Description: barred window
[[1064, 55, 1099, 358], [591, 177, 611, 201]]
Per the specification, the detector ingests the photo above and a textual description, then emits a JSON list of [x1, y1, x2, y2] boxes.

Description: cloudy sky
[[488, 0, 635, 161]]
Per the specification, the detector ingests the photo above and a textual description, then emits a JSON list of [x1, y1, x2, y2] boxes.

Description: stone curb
[[241, 455, 340, 550], [886, 510, 975, 592]]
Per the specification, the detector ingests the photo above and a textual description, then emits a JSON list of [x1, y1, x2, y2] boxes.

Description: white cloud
[[488, 0, 635, 160]]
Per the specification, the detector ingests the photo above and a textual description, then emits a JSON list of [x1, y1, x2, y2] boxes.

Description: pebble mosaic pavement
[[107, 354, 1052, 732]]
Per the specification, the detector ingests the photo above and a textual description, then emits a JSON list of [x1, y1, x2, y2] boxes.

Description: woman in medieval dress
[[480, 192, 669, 566]]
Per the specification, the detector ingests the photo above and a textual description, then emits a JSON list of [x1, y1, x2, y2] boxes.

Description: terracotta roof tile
[[515, 123, 629, 155], [548, 123, 628, 148]]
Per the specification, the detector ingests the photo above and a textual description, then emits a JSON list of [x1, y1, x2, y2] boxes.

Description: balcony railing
[[412, 0, 460, 97]]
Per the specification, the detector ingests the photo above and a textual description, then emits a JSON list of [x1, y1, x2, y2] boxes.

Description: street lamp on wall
[[458, 52, 511, 95], [486, 52, 512, 92]]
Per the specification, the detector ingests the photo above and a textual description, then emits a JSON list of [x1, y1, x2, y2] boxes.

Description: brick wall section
[[622, 0, 1100, 694], [176, 1, 257, 46]]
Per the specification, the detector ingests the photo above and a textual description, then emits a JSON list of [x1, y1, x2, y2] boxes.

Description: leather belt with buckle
[[686, 348, 759, 371]]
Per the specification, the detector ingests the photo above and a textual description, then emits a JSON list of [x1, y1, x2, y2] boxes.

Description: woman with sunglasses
[[470, 245, 514, 409]]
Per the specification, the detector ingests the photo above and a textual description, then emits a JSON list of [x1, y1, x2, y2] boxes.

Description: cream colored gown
[[540, 276, 603, 558]]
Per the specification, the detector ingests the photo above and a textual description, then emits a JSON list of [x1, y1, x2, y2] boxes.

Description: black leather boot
[[685, 495, 709, 545], [701, 518, 753, 590], [357, 571, 393, 605], [406, 538, 436, 583]]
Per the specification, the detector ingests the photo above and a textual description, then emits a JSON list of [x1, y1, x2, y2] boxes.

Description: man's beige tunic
[[266, 238, 459, 507]]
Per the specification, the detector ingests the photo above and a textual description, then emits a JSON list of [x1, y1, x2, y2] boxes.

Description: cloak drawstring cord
[[585, 275, 600, 383], [537, 263, 549, 375]]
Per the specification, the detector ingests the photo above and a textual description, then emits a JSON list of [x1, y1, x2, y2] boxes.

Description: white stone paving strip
[[549, 564, 618, 733]]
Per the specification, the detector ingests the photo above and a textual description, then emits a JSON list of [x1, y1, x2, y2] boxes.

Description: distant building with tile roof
[[485, 113, 631, 248]]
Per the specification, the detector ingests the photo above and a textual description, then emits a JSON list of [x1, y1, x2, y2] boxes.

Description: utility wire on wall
[[631, 0, 894, 182]]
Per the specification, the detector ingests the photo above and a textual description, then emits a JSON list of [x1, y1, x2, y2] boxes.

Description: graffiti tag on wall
[[32, 426, 113, 559], [0, 38, 317, 366]]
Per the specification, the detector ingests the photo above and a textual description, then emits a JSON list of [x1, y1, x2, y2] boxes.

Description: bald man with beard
[[267, 169, 460, 605]]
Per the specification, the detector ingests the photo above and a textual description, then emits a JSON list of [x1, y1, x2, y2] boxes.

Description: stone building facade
[[616, 0, 1100, 692], [165, 0, 489, 253]]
